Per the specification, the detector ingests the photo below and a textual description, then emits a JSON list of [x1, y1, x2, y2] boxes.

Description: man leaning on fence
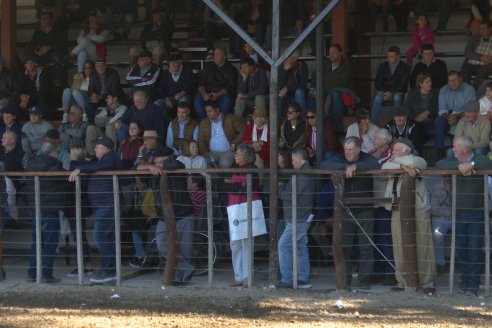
[[382, 138, 436, 294], [277, 146, 315, 289], [321, 136, 381, 290], [434, 135, 492, 296], [68, 136, 120, 283]]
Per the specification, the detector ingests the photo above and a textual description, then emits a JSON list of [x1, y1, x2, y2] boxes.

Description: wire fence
[[0, 168, 491, 296]]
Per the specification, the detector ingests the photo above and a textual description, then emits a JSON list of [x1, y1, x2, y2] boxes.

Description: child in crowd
[[406, 14, 434, 68], [479, 81, 492, 121]]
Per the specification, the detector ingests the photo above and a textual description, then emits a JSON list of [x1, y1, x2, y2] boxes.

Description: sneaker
[[67, 268, 94, 277], [62, 113, 68, 123], [90, 274, 116, 283], [297, 280, 312, 289], [276, 281, 292, 289], [42, 276, 61, 284], [129, 257, 145, 269]]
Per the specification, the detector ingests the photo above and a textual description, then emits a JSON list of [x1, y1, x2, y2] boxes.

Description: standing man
[[278, 146, 315, 289], [321, 137, 381, 289], [371, 46, 410, 124], [68, 136, 119, 283], [435, 136, 492, 296], [382, 139, 436, 294]]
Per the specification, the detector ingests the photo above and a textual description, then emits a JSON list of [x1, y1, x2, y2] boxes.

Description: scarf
[[252, 123, 268, 142]]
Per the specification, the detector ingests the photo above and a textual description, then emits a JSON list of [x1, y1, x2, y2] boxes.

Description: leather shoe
[[390, 286, 405, 292]]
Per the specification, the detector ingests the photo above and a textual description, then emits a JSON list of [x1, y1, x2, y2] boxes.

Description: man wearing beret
[[68, 136, 120, 283]]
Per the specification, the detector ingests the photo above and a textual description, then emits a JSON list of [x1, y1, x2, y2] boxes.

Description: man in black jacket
[[26, 141, 65, 283], [137, 146, 195, 284], [321, 136, 381, 289]]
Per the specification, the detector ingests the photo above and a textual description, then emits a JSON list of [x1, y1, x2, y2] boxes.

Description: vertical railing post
[[399, 172, 418, 289], [205, 174, 214, 288], [484, 175, 490, 296], [247, 174, 253, 288], [113, 176, 121, 286], [34, 176, 42, 284], [75, 176, 83, 286], [450, 174, 457, 294], [332, 174, 347, 290], [291, 175, 298, 289]]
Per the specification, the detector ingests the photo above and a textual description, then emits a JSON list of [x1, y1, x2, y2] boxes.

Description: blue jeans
[[28, 210, 60, 279], [193, 93, 235, 120], [434, 115, 450, 149], [93, 207, 116, 277], [431, 217, 452, 267], [277, 89, 307, 119], [456, 210, 484, 289], [278, 220, 311, 284], [371, 91, 404, 124], [62, 88, 89, 111]]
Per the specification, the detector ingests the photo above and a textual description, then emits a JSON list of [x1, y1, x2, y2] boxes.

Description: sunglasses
[[287, 110, 297, 115], [306, 115, 315, 119]]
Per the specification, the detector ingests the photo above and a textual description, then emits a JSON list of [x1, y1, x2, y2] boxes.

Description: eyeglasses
[[306, 115, 315, 119], [69, 112, 77, 116]]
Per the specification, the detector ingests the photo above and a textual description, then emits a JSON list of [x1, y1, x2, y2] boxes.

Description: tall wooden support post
[[161, 174, 178, 286], [332, 175, 347, 290], [0, 0, 17, 68], [331, 0, 347, 55], [315, 0, 324, 167], [399, 173, 419, 288]]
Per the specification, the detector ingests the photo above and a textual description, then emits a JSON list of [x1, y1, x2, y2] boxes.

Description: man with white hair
[[435, 135, 492, 296], [382, 138, 436, 294]]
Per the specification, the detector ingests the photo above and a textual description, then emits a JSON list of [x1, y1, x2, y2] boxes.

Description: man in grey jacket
[[278, 146, 315, 289]]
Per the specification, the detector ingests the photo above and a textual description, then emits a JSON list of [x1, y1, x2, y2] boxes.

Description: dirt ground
[[0, 283, 490, 328]]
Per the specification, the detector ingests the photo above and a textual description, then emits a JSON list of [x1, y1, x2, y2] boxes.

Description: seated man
[[461, 20, 492, 89], [434, 71, 476, 157], [410, 44, 448, 91], [0, 105, 22, 144], [87, 58, 124, 125], [194, 47, 238, 120], [136, 146, 195, 284], [139, 6, 174, 60], [165, 103, 198, 155], [385, 107, 423, 154], [59, 105, 88, 152], [126, 49, 161, 101], [455, 100, 491, 156], [278, 50, 308, 116], [197, 100, 245, 168], [234, 57, 268, 119], [371, 45, 410, 124], [122, 89, 166, 138], [323, 44, 359, 131], [21, 106, 54, 156], [155, 53, 195, 115]]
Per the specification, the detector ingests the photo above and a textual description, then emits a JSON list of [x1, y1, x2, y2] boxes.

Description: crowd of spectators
[[1, 0, 492, 295]]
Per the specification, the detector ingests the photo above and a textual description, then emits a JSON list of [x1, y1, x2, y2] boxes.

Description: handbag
[[227, 199, 267, 241]]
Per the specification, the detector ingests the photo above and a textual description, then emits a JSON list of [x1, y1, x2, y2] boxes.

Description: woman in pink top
[[406, 14, 434, 68]]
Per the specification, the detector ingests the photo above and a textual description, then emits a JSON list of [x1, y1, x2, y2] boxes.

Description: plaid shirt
[[468, 38, 492, 65]]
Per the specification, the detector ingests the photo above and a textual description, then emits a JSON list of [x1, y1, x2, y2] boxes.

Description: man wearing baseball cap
[[68, 135, 120, 283], [21, 106, 54, 155]]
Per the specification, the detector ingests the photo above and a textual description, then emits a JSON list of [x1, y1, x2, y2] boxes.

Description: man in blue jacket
[[69, 136, 119, 283], [321, 136, 381, 290]]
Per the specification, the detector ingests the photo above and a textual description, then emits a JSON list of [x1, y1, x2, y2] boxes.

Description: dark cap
[[28, 106, 42, 115], [392, 106, 408, 117], [169, 53, 183, 62], [2, 105, 17, 116], [45, 129, 60, 140], [464, 100, 479, 113], [94, 136, 114, 150], [138, 49, 153, 59], [153, 146, 174, 157], [23, 55, 37, 64]]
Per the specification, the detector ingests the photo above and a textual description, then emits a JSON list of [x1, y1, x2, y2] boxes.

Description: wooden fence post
[[332, 174, 347, 291], [161, 173, 178, 286], [399, 172, 418, 288]]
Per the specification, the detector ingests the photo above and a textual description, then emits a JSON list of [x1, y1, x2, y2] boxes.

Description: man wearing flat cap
[[68, 135, 120, 283], [137, 146, 195, 284], [126, 49, 161, 101], [382, 138, 436, 294], [385, 106, 423, 155], [455, 100, 491, 156]]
